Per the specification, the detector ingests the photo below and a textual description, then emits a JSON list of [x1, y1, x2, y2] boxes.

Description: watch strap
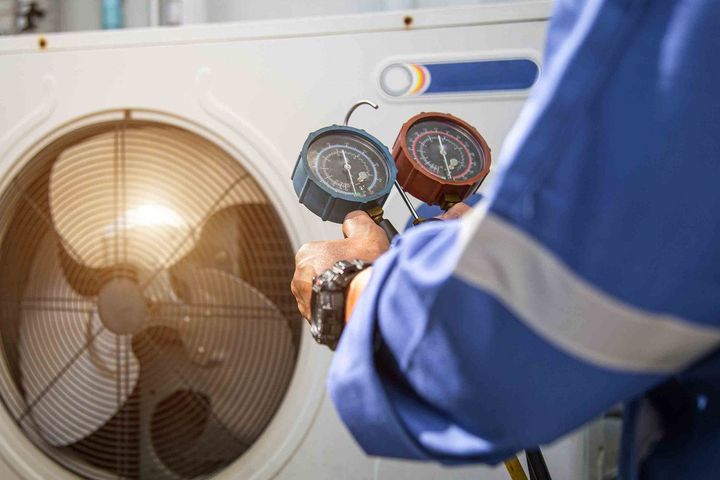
[[310, 259, 371, 350]]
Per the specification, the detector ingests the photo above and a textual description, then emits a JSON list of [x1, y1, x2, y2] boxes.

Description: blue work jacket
[[328, 1, 720, 479]]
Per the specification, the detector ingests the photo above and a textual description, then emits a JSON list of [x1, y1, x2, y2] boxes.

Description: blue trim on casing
[[292, 125, 396, 224], [425, 59, 539, 94]]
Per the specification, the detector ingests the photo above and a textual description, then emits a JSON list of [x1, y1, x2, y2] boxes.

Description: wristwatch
[[309, 259, 372, 350]]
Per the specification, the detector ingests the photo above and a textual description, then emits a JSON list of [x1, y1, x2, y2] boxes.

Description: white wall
[[0, 0, 12, 34], [58, 0, 100, 32], [203, 0, 524, 23], [0, 0, 532, 35], [204, 0, 386, 23]]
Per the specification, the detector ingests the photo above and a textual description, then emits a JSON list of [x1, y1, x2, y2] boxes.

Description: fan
[[0, 116, 301, 479]]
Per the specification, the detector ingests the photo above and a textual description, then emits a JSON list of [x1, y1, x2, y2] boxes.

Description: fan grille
[[0, 112, 301, 479]]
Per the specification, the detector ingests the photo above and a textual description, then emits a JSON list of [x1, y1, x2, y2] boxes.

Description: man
[[291, 1, 720, 478]]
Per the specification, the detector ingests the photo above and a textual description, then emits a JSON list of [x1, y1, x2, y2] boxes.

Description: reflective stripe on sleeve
[[455, 205, 720, 373]]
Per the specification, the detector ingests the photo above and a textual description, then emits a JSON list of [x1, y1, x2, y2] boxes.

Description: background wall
[[0, 0, 531, 35]]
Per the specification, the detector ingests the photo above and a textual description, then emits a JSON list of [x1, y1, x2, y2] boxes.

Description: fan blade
[[48, 126, 256, 275], [145, 267, 295, 465], [143, 269, 182, 306], [57, 240, 110, 297], [169, 203, 297, 322], [19, 234, 140, 446]]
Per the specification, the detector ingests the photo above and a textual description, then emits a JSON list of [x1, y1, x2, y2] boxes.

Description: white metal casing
[[0, 2, 617, 479]]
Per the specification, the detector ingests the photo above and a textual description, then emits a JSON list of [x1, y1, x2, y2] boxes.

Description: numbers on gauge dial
[[307, 133, 390, 197], [406, 120, 486, 182]]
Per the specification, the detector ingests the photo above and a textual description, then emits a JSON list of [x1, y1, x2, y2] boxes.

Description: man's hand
[[439, 202, 471, 220], [291, 211, 389, 320]]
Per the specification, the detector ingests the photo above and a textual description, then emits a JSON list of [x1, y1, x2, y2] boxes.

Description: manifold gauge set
[[292, 101, 491, 238], [291, 103, 553, 480]]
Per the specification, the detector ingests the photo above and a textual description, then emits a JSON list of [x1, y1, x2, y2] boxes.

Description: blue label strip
[[379, 58, 540, 97], [425, 59, 539, 94]]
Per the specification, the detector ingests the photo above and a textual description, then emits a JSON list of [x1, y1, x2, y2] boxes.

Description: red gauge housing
[[392, 112, 491, 209]]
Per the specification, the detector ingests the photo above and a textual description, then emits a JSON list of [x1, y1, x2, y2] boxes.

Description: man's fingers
[[291, 266, 312, 320], [342, 210, 378, 238], [440, 202, 472, 220], [292, 214, 392, 322]]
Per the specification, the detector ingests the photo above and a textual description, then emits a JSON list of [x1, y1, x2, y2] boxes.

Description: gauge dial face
[[307, 133, 391, 198], [406, 119, 486, 183]]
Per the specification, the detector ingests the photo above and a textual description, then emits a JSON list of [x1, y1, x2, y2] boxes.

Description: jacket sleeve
[[327, 0, 720, 465]]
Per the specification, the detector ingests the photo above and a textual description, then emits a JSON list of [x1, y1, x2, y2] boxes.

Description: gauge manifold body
[[392, 112, 491, 208], [292, 125, 396, 223]]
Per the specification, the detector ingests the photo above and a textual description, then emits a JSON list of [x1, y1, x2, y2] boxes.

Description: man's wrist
[[345, 267, 372, 324]]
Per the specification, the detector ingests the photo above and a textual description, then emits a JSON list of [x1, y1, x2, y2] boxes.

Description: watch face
[[308, 261, 369, 350], [309, 320, 321, 338], [309, 272, 344, 350]]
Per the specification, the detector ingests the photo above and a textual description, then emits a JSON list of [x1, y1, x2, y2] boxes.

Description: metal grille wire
[[0, 114, 301, 479]]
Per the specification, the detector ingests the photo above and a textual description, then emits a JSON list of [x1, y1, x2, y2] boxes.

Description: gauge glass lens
[[307, 133, 390, 197], [406, 119, 486, 183]]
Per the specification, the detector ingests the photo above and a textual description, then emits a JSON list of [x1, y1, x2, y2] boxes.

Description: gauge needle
[[342, 150, 358, 196], [438, 135, 453, 180]]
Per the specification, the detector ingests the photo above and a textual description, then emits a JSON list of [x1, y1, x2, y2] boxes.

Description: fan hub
[[97, 277, 146, 334]]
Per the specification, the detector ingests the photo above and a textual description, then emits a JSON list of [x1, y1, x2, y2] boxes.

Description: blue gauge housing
[[292, 125, 397, 224]]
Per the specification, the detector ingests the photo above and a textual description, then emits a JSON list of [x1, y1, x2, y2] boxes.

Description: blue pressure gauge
[[292, 125, 397, 224]]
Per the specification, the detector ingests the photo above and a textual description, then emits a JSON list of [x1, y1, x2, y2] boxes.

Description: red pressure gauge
[[392, 112, 491, 210]]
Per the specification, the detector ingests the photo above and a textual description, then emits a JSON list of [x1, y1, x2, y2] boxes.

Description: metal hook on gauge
[[343, 100, 378, 126], [343, 100, 420, 222]]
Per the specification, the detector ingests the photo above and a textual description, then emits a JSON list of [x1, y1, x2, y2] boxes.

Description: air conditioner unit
[[0, 2, 619, 479]]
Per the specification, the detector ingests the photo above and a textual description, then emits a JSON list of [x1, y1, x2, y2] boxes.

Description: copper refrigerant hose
[[504, 456, 529, 480], [503, 449, 551, 480], [377, 219, 552, 480]]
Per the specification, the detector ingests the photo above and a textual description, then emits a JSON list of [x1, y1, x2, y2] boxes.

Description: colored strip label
[[380, 59, 539, 97]]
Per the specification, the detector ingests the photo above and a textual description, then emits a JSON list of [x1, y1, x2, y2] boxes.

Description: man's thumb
[[342, 210, 377, 238]]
